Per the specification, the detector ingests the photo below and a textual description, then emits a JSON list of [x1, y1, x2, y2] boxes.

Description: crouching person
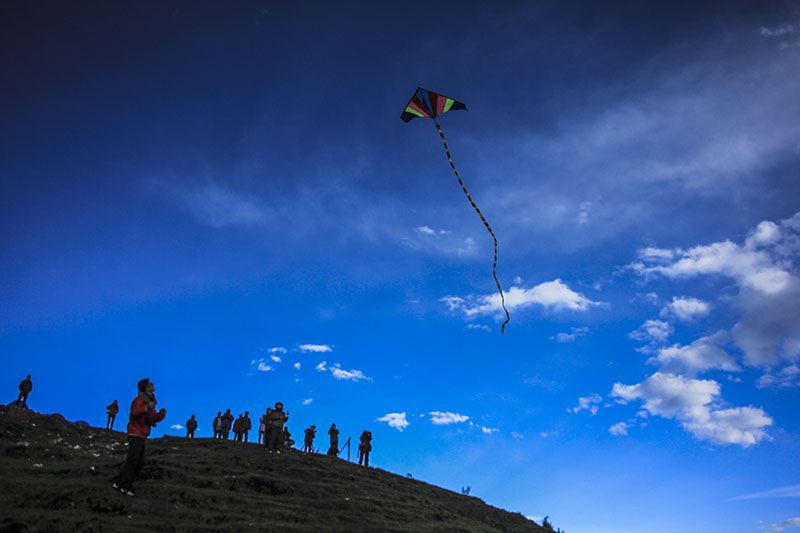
[[113, 378, 166, 496]]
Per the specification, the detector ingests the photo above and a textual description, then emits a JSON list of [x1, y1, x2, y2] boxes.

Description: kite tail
[[434, 120, 510, 335]]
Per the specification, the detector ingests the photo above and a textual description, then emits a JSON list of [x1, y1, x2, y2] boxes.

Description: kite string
[[434, 120, 510, 335]]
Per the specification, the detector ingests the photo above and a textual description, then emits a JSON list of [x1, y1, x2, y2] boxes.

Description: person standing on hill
[[282, 427, 294, 448], [233, 414, 242, 441], [303, 425, 317, 453], [327, 423, 339, 456], [106, 400, 119, 429], [358, 430, 372, 467], [266, 402, 288, 453], [221, 409, 234, 440], [213, 411, 223, 438], [241, 411, 252, 442], [113, 378, 166, 496], [186, 415, 197, 438], [17, 375, 33, 407], [259, 409, 270, 445]]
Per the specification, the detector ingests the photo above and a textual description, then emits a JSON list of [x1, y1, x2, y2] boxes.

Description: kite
[[401, 87, 510, 334]]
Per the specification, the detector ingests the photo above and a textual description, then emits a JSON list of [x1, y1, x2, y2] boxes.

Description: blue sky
[[2, 1, 800, 531]]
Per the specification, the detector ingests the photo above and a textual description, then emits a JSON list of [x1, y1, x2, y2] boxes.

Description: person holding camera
[[113, 378, 166, 496]]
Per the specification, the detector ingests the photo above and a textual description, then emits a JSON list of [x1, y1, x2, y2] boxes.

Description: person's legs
[[117, 437, 146, 491]]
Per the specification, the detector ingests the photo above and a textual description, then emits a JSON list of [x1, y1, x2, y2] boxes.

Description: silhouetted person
[[266, 402, 288, 452], [327, 423, 339, 456], [282, 427, 294, 448], [303, 425, 317, 453], [242, 411, 252, 442], [221, 409, 234, 440], [106, 400, 119, 429], [358, 430, 372, 467], [113, 378, 166, 496], [186, 415, 197, 438], [233, 414, 243, 441], [17, 375, 32, 407], [259, 409, 270, 445], [213, 411, 223, 438]]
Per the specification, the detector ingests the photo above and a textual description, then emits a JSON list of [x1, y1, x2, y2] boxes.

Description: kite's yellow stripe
[[443, 99, 455, 113]]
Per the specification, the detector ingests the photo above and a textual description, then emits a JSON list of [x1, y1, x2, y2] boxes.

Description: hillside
[[0, 406, 550, 532]]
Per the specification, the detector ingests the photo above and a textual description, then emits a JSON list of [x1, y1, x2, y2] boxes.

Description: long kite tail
[[434, 120, 510, 335]]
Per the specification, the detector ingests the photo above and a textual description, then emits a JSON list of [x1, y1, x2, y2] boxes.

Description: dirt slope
[[0, 406, 549, 532]]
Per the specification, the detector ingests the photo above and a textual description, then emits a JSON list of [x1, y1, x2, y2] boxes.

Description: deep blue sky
[[2, 2, 800, 532]]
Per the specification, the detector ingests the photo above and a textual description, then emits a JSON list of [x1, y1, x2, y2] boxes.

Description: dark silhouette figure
[[113, 378, 166, 496], [260, 409, 272, 445], [106, 400, 119, 429], [233, 414, 243, 441], [221, 409, 234, 440], [266, 402, 288, 452], [303, 425, 317, 453], [17, 375, 33, 407], [282, 427, 294, 448], [213, 411, 223, 438], [358, 430, 372, 467], [327, 424, 339, 456], [241, 411, 251, 442], [186, 415, 197, 438]]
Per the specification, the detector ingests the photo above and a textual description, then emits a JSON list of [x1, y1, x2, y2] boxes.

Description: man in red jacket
[[113, 378, 166, 496]]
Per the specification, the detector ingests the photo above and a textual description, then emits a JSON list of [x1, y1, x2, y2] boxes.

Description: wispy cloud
[[629, 319, 673, 344], [302, 398, 313, 405], [378, 412, 409, 431], [569, 394, 602, 415], [314, 360, 370, 381], [299, 344, 333, 353], [428, 411, 470, 425], [162, 181, 270, 228], [761, 25, 794, 37], [648, 331, 740, 375], [268, 347, 288, 354], [552, 326, 590, 343], [251, 358, 274, 372], [731, 484, 800, 501], [442, 279, 600, 321], [762, 517, 800, 531], [609, 422, 630, 436], [660, 296, 710, 321]]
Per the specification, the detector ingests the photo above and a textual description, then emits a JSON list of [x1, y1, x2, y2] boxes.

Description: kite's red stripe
[[434, 94, 447, 117], [407, 100, 431, 118], [434, 120, 510, 335]]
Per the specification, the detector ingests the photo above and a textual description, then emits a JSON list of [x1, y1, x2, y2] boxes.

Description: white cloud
[[611, 372, 772, 447], [443, 279, 600, 320], [569, 394, 602, 415], [510, 431, 525, 439], [480, 426, 498, 434], [466, 324, 491, 332], [270, 355, 282, 363], [302, 398, 313, 405], [761, 25, 794, 37], [428, 411, 470, 425], [257, 362, 273, 372], [299, 344, 333, 353], [171, 424, 184, 430], [763, 518, 800, 532], [378, 412, 409, 431], [731, 484, 800, 501], [660, 296, 710, 321], [629, 320, 673, 344], [268, 347, 287, 354], [293, 362, 301, 370], [649, 331, 741, 375], [609, 422, 630, 436], [757, 364, 800, 388], [552, 326, 590, 343], [167, 181, 270, 228], [315, 361, 327, 371], [329, 364, 370, 382], [416, 225, 450, 236]]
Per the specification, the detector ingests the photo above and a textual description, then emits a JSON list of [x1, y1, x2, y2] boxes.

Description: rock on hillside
[[0, 406, 549, 532]]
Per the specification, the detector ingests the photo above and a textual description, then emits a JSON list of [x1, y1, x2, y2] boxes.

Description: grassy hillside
[[0, 406, 550, 532]]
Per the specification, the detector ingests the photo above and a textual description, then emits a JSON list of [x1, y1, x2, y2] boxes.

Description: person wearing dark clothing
[[106, 400, 119, 430], [259, 409, 271, 445], [213, 411, 223, 438], [113, 378, 166, 496], [358, 430, 372, 467], [242, 411, 252, 442], [186, 415, 197, 438], [282, 427, 294, 448], [17, 375, 33, 407], [266, 402, 288, 452], [303, 425, 317, 453], [221, 409, 234, 440], [233, 415, 243, 441], [327, 424, 339, 456]]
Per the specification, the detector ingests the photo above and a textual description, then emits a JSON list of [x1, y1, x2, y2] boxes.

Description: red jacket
[[127, 394, 165, 438]]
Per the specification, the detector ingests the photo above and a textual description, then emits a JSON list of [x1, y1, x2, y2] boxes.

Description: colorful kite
[[401, 87, 510, 334]]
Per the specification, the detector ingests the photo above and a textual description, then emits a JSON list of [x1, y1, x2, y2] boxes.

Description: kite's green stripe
[[443, 99, 454, 113], [405, 107, 425, 118]]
